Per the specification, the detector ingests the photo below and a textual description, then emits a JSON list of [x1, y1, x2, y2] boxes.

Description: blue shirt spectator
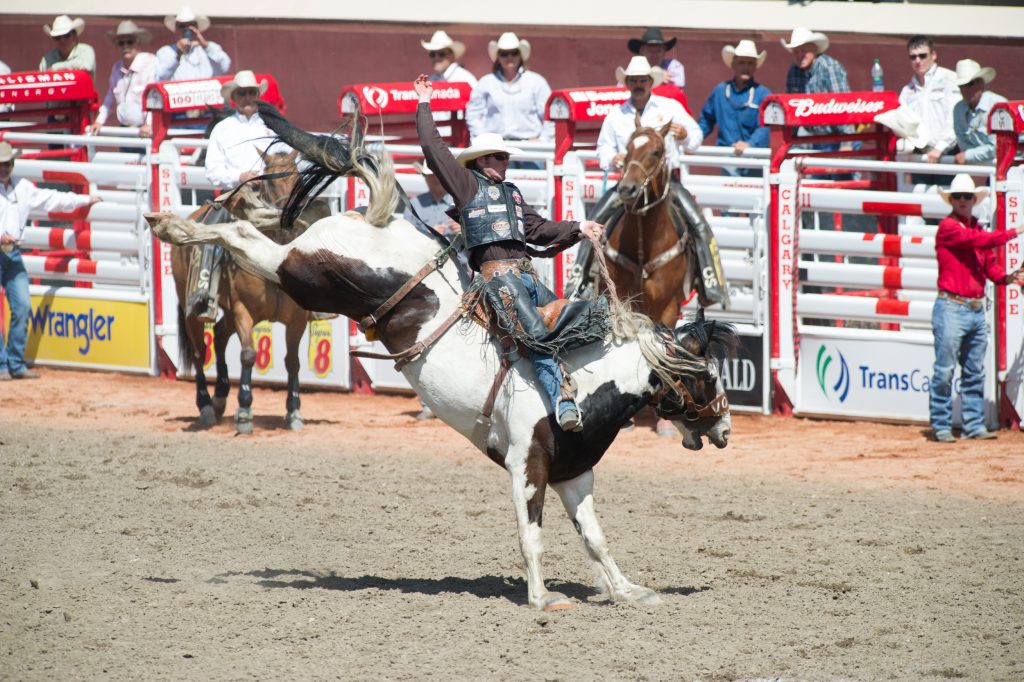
[[699, 40, 772, 167]]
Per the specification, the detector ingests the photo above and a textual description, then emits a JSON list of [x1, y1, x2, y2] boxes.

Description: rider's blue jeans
[[929, 296, 987, 436], [517, 273, 570, 415], [0, 249, 32, 375]]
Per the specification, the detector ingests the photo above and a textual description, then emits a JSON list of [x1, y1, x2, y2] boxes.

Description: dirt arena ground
[[2, 368, 1022, 681]]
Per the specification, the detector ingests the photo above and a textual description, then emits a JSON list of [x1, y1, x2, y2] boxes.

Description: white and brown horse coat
[[148, 179, 733, 611]]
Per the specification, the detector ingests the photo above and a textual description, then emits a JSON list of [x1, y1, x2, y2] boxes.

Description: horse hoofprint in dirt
[[146, 117, 737, 611]]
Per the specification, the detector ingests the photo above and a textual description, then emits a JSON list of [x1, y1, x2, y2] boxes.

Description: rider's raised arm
[[414, 75, 478, 206]]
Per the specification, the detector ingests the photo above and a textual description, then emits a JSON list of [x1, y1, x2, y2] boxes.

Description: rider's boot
[[671, 183, 730, 309]]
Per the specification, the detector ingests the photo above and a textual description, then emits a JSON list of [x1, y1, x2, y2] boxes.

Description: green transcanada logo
[[816, 344, 850, 402]]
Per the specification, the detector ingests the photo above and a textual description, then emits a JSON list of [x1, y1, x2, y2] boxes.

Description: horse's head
[[258, 149, 300, 207], [652, 309, 737, 450], [617, 117, 672, 212]]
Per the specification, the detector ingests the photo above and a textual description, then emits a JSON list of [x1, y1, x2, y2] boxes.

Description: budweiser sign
[[760, 92, 899, 127]]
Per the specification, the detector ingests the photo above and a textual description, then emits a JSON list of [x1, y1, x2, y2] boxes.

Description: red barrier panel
[[0, 70, 97, 157]]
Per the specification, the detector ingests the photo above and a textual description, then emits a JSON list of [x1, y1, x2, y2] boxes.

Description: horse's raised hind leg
[[506, 445, 573, 611], [211, 315, 233, 419], [231, 303, 257, 435], [551, 468, 661, 605], [282, 313, 305, 431]]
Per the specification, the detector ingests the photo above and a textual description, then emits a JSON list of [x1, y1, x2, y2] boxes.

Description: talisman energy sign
[[6, 295, 152, 370]]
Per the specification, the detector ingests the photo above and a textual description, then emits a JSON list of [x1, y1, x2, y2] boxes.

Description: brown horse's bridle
[[620, 128, 671, 217]]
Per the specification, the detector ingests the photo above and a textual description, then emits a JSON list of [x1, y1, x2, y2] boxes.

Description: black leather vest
[[459, 171, 527, 251]]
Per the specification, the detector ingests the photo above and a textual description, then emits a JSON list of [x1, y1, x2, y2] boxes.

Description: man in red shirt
[[930, 174, 1024, 442]]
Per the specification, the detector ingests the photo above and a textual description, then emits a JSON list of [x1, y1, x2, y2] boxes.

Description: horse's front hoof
[[538, 592, 575, 612], [235, 407, 254, 435], [286, 410, 304, 431], [199, 405, 217, 427], [628, 586, 662, 605], [656, 419, 676, 438]]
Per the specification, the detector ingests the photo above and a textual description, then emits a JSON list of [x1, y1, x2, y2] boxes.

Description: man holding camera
[[155, 6, 231, 82]]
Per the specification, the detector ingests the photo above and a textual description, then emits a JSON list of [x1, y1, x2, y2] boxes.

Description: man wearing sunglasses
[[897, 36, 959, 184], [415, 74, 606, 432], [39, 15, 96, 84], [89, 20, 157, 138], [930, 174, 1024, 442], [421, 30, 477, 87]]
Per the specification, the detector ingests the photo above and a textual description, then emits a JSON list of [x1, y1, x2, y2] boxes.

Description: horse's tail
[[352, 145, 399, 227], [177, 304, 197, 375]]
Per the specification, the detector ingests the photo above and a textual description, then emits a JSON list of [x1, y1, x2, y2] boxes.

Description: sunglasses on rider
[[950, 193, 976, 201], [908, 52, 931, 61], [427, 50, 451, 58], [483, 152, 510, 162], [497, 50, 520, 58]]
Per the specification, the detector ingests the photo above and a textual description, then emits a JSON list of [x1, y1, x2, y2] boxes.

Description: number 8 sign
[[253, 321, 274, 375], [307, 320, 332, 378]]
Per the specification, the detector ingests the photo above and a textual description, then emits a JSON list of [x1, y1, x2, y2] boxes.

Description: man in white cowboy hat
[[898, 36, 960, 174], [596, 56, 701, 173], [422, 30, 476, 86], [88, 20, 158, 138], [205, 70, 282, 190], [952, 59, 1006, 166], [628, 27, 685, 89], [466, 32, 553, 144], [415, 74, 606, 432], [929, 174, 1024, 442], [155, 6, 231, 82], [698, 39, 772, 174], [782, 27, 854, 147], [39, 15, 96, 83], [0, 142, 101, 381]]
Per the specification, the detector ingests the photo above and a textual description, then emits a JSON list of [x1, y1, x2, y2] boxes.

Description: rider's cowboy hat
[[939, 173, 989, 205], [615, 55, 665, 88], [44, 15, 85, 38], [421, 30, 465, 61], [164, 6, 211, 33], [781, 27, 829, 53], [455, 133, 524, 167], [628, 27, 677, 54], [221, 70, 268, 103], [0, 142, 21, 163], [954, 59, 996, 87], [488, 32, 531, 63], [874, 106, 928, 151], [106, 20, 152, 46], [722, 39, 766, 69]]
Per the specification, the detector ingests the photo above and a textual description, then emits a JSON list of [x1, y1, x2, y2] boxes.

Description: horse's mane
[[256, 102, 398, 228]]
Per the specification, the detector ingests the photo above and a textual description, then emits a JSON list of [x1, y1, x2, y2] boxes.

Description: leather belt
[[480, 257, 534, 282], [939, 290, 984, 311]]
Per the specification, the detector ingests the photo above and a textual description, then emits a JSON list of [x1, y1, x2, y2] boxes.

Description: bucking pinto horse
[[146, 107, 737, 611]]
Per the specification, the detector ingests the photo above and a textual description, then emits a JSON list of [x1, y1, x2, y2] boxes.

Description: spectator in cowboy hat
[[421, 30, 476, 86], [466, 32, 553, 146], [0, 142, 101, 381], [628, 27, 685, 89], [929, 174, 1024, 442], [89, 20, 158, 138], [782, 27, 854, 149], [952, 59, 1006, 166], [155, 6, 231, 82], [205, 70, 284, 190], [698, 39, 772, 175], [39, 15, 96, 83], [898, 36, 960, 173]]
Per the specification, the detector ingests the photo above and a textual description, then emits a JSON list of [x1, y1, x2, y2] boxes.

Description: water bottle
[[871, 59, 884, 92]]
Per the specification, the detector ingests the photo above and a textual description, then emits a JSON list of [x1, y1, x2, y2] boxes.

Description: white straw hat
[[44, 15, 85, 38], [221, 70, 269, 103], [0, 142, 21, 163], [874, 107, 928, 151], [488, 32, 531, 63], [455, 133, 524, 167], [781, 27, 829, 54], [421, 30, 466, 61], [954, 59, 996, 87], [939, 173, 990, 205], [722, 40, 767, 69], [164, 6, 211, 33], [615, 55, 665, 88], [106, 20, 153, 46]]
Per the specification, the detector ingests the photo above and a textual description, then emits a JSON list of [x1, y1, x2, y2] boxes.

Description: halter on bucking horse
[[146, 103, 737, 611]]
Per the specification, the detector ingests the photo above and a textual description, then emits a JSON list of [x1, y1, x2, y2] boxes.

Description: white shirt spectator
[[204, 111, 279, 190], [155, 41, 231, 82], [596, 94, 703, 171], [429, 62, 477, 87], [95, 52, 157, 128], [1, 178, 92, 242], [899, 63, 960, 154], [466, 68, 553, 142]]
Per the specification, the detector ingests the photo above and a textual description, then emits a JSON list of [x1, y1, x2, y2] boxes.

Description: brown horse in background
[[172, 150, 326, 434]]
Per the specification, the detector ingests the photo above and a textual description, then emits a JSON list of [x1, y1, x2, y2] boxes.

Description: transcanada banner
[[340, 82, 471, 115], [760, 92, 899, 128]]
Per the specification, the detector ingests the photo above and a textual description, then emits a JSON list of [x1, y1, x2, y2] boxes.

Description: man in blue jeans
[[930, 174, 1024, 442], [0, 142, 101, 380]]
